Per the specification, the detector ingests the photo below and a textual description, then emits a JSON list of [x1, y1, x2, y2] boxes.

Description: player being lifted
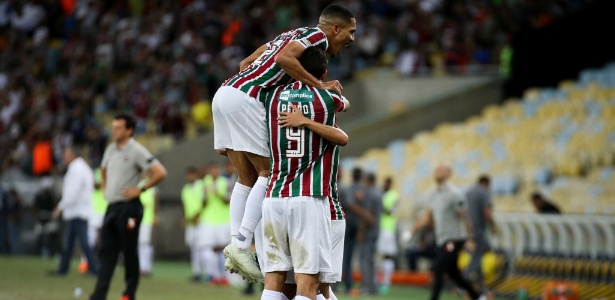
[[260, 46, 349, 300], [213, 4, 356, 282]]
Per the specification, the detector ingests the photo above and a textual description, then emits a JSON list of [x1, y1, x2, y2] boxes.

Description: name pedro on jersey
[[279, 90, 314, 114]]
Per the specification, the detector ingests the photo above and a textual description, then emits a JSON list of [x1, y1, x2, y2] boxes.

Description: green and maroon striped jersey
[[264, 81, 347, 220], [223, 27, 328, 99]]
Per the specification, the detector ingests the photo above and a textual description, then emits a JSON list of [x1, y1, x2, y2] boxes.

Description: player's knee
[[257, 169, 271, 178]]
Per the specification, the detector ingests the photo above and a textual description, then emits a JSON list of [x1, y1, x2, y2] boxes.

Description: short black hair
[[321, 4, 355, 24], [186, 166, 198, 174], [114, 113, 136, 132], [366, 173, 376, 183], [299, 47, 327, 79], [478, 175, 490, 185], [351, 167, 363, 182], [531, 192, 544, 200]]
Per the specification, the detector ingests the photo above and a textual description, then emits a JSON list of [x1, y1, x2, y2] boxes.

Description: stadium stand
[[344, 62, 615, 299]]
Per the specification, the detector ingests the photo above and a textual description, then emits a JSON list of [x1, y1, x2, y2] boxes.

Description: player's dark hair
[[478, 175, 490, 185], [366, 173, 376, 183], [531, 192, 544, 200], [186, 166, 198, 174], [351, 167, 363, 182], [299, 46, 328, 79], [114, 113, 136, 132], [321, 4, 355, 24]]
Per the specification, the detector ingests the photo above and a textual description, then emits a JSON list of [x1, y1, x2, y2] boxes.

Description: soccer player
[[215, 4, 356, 282], [181, 166, 205, 282], [377, 177, 400, 295], [259, 46, 349, 300]]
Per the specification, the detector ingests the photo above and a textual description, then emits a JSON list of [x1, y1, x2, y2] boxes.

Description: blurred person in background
[[357, 173, 382, 296], [181, 166, 205, 282], [406, 226, 437, 272], [465, 175, 497, 295], [79, 168, 108, 274], [33, 177, 60, 258], [49, 145, 98, 276], [377, 177, 400, 295], [200, 162, 230, 285], [531, 192, 561, 214], [410, 164, 485, 300], [139, 172, 159, 277], [342, 167, 364, 293], [0, 184, 8, 254], [90, 113, 167, 300], [6, 187, 23, 254]]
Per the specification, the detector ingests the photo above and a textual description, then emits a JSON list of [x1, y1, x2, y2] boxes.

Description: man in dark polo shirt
[[410, 164, 484, 300], [90, 113, 167, 300]]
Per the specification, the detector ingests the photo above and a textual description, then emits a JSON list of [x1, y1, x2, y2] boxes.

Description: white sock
[[295, 296, 310, 300], [230, 183, 252, 238], [261, 289, 282, 300], [383, 258, 395, 286], [217, 251, 227, 278], [316, 294, 326, 300], [202, 248, 219, 279], [329, 287, 337, 300], [190, 246, 201, 276], [236, 177, 267, 250], [138, 243, 154, 273]]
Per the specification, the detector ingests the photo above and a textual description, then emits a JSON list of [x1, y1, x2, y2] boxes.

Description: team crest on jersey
[[279, 90, 315, 102]]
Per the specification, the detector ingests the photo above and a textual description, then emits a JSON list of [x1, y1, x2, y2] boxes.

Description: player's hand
[[279, 103, 308, 128], [321, 80, 343, 96], [52, 207, 61, 219], [122, 186, 141, 200], [465, 239, 476, 252]]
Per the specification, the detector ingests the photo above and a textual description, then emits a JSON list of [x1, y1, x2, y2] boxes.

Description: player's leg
[[292, 197, 332, 300], [446, 241, 481, 300], [90, 207, 121, 300], [226, 149, 258, 237], [235, 152, 269, 250], [138, 224, 153, 276], [319, 219, 345, 300], [212, 86, 256, 242], [377, 229, 397, 295], [262, 197, 292, 300]]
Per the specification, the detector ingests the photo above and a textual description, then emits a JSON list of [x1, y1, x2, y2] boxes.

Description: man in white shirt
[[49, 145, 98, 276]]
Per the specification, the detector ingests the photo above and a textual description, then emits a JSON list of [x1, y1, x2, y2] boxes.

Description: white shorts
[[185, 225, 199, 248], [198, 222, 231, 248], [212, 86, 268, 157], [285, 219, 346, 284], [261, 196, 332, 274], [90, 213, 104, 229], [377, 229, 398, 256], [320, 220, 345, 283], [139, 224, 152, 244]]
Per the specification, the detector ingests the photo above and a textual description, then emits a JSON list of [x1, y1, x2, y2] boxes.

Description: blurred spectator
[[49, 146, 97, 276], [377, 177, 400, 295], [531, 192, 561, 214], [0, 184, 8, 254], [0, 0, 595, 172], [406, 226, 436, 272], [465, 175, 497, 294], [33, 177, 60, 258], [357, 173, 382, 296], [341, 167, 365, 293], [6, 188, 22, 254]]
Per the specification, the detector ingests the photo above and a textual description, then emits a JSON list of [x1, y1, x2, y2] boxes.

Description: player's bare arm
[[239, 44, 268, 71], [411, 207, 433, 236], [278, 103, 348, 146], [275, 41, 343, 95]]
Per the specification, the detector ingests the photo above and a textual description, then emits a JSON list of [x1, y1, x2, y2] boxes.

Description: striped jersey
[[223, 27, 328, 99], [264, 82, 347, 215]]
